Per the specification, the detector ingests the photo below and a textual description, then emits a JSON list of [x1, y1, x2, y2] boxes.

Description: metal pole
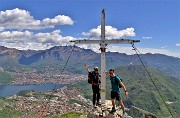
[[100, 9, 106, 104]]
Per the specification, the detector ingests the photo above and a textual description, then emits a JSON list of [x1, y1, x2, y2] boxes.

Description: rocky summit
[[88, 100, 132, 118]]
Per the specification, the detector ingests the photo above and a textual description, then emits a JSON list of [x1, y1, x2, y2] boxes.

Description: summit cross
[[70, 9, 140, 104]]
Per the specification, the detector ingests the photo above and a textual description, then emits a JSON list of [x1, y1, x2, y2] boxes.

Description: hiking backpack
[[88, 72, 93, 84], [88, 72, 100, 84]]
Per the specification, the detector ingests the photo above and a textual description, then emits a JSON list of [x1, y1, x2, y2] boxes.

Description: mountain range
[[0, 46, 180, 117], [0, 45, 180, 79]]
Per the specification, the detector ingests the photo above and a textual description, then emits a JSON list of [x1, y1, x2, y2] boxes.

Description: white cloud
[[34, 30, 75, 45], [0, 30, 33, 43], [82, 25, 135, 39], [176, 43, 180, 46], [142, 37, 152, 39], [42, 15, 73, 27], [0, 8, 179, 58], [1, 29, 180, 58], [0, 30, 75, 50], [0, 8, 74, 30], [109, 45, 179, 58], [77, 44, 101, 53], [76, 44, 180, 58], [161, 46, 167, 49], [0, 42, 54, 51]]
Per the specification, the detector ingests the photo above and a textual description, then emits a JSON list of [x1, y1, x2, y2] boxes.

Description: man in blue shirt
[[109, 69, 128, 113]]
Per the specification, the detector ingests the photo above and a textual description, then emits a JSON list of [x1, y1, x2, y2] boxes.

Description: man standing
[[85, 64, 101, 108], [109, 69, 128, 113]]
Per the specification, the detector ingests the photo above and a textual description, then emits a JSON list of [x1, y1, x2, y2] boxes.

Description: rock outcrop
[[87, 100, 132, 118]]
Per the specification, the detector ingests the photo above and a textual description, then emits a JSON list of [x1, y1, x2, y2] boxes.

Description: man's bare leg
[[119, 100, 125, 112]]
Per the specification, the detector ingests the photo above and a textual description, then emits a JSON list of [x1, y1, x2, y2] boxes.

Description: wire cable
[[131, 43, 174, 118], [119, 46, 157, 115], [37, 43, 76, 117]]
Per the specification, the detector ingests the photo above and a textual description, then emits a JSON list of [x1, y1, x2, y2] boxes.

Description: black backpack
[[88, 71, 100, 84], [114, 75, 122, 88], [88, 72, 93, 84]]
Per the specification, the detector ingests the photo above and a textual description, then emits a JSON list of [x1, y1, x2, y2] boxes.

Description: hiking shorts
[[111, 91, 121, 101]]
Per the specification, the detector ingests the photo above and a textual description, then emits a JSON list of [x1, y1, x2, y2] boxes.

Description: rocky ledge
[[88, 100, 132, 118]]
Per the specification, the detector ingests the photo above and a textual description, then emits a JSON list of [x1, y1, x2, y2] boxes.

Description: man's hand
[[105, 70, 109, 76], [85, 64, 90, 72], [125, 91, 128, 98], [85, 64, 88, 69]]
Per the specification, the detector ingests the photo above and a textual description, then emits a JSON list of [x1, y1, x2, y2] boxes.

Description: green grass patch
[[0, 97, 22, 118], [17, 90, 31, 97], [0, 108, 22, 118], [47, 112, 87, 118]]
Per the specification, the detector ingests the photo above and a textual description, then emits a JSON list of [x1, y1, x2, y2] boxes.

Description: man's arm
[[120, 82, 128, 97], [105, 70, 109, 76], [85, 64, 90, 73]]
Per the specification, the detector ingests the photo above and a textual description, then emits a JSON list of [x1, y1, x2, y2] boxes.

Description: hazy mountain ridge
[[0, 45, 180, 78]]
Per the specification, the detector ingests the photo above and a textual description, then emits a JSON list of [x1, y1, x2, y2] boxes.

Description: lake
[[0, 83, 67, 98]]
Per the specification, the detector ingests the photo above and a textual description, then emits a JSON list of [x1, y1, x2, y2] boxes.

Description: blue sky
[[0, 0, 179, 57]]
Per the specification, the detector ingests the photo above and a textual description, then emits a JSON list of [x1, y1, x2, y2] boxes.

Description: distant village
[[7, 69, 87, 85], [7, 87, 92, 117], [1, 66, 93, 117]]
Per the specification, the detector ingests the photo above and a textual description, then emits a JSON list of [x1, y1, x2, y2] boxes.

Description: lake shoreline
[[0, 83, 69, 98]]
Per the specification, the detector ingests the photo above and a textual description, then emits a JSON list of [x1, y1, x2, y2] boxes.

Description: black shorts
[[111, 91, 121, 101]]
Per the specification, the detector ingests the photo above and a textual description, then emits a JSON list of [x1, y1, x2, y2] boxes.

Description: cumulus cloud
[[115, 46, 179, 58], [142, 37, 152, 39], [82, 25, 135, 39], [161, 46, 167, 49], [0, 8, 74, 30], [77, 44, 180, 58], [77, 44, 101, 53], [176, 43, 180, 46], [1, 8, 179, 58], [1, 29, 180, 58], [0, 30, 75, 50], [0, 42, 54, 50], [124, 46, 180, 58], [97, 45, 173, 55], [0, 30, 33, 43], [42, 15, 73, 27]]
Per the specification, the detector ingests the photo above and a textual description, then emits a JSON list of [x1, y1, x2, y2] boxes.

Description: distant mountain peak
[[0, 45, 19, 55]]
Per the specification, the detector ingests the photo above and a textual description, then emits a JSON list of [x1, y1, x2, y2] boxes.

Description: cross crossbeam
[[70, 39, 140, 44]]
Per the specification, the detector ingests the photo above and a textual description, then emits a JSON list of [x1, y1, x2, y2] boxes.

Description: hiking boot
[[93, 104, 97, 108], [96, 102, 101, 106], [110, 107, 116, 113]]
